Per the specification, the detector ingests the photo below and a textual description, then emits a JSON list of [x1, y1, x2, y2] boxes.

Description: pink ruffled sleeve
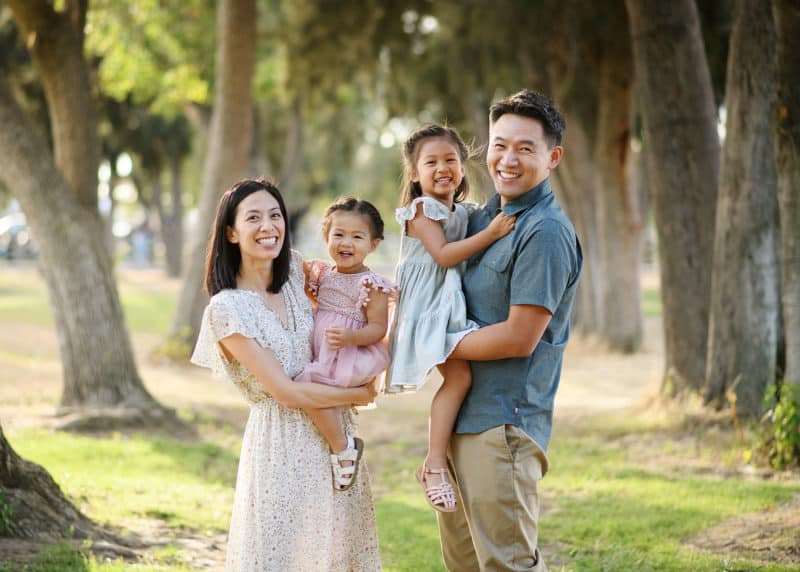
[[357, 272, 399, 309]]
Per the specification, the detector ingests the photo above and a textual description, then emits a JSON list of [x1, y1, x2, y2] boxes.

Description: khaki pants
[[437, 425, 548, 572]]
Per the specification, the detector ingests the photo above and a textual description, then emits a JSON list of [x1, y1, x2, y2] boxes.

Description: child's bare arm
[[324, 288, 389, 349], [407, 203, 514, 268]]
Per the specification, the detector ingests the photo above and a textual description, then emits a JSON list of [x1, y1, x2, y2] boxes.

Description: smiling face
[[325, 211, 379, 274], [487, 113, 563, 205], [412, 137, 466, 208], [226, 190, 285, 264]]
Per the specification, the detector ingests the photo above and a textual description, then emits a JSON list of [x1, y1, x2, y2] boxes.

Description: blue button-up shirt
[[456, 177, 582, 455]]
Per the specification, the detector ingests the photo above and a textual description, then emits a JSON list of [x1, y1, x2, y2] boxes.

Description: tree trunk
[[626, 0, 720, 392], [0, 79, 161, 418], [168, 0, 257, 351], [3, 3, 169, 422], [551, 122, 602, 336], [593, 2, 643, 353], [9, 0, 98, 212], [773, 0, 800, 386], [705, 0, 779, 416], [161, 158, 185, 278], [0, 422, 98, 539]]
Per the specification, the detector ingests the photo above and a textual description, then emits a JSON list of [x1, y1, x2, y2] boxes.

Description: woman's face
[[226, 191, 286, 264]]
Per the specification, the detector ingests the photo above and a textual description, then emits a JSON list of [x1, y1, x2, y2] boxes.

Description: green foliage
[[0, 491, 15, 536], [757, 383, 800, 470], [86, 0, 214, 117]]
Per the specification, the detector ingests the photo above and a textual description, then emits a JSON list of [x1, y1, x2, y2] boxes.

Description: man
[[443, 89, 582, 571]]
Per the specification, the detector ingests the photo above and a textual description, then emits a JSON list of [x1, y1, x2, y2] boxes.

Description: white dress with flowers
[[191, 250, 381, 572]]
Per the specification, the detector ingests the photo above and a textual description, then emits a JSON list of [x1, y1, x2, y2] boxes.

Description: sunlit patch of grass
[[0, 267, 176, 335], [9, 429, 236, 533]]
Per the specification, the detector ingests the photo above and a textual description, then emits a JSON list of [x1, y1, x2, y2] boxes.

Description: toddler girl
[[296, 197, 396, 491], [385, 124, 514, 512]]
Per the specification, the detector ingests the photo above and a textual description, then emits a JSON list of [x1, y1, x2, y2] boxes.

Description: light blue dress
[[385, 196, 478, 393]]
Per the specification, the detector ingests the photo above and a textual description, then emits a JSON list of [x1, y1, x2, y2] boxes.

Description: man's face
[[486, 114, 563, 205]]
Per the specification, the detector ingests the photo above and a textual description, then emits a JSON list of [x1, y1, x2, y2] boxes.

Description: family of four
[[191, 89, 583, 571]]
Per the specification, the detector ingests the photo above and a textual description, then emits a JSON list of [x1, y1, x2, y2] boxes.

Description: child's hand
[[325, 327, 353, 349], [486, 212, 516, 239]]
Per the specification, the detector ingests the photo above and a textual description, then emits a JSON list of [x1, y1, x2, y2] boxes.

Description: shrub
[[758, 382, 800, 470]]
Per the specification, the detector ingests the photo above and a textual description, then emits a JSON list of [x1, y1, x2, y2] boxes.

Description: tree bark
[[626, 0, 720, 392], [0, 422, 97, 539], [705, 0, 779, 416], [773, 0, 800, 386], [593, 2, 643, 352], [168, 0, 256, 350], [2, 3, 167, 420], [149, 163, 184, 278], [8, 0, 98, 212]]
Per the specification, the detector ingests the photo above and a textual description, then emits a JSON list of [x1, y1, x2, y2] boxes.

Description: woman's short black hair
[[204, 178, 291, 296]]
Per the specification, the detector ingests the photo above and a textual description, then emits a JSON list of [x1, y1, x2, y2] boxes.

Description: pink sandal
[[415, 466, 457, 512]]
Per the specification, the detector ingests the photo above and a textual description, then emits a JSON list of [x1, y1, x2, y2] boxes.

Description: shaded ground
[[1, 265, 798, 569]]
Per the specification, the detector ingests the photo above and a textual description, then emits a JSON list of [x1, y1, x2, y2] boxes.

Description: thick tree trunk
[[626, 0, 720, 392], [551, 122, 601, 336], [0, 422, 97, 539], [3, 3, 169, 422], [593, 3, 643, 352], [9, 0, 98, 212], [0, 79, 161, 418], [168, 0, 256, 350], [774, 0, 800, 385], [705, 0, 779, 416]]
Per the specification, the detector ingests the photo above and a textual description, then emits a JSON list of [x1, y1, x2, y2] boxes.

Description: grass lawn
[[1, 264, 798, 571]]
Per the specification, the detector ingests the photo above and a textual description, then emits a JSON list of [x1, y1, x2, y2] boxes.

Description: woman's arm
[[407, 203, 515, 268], [324, 288, 389, 349], [219, 334, 376, 408]]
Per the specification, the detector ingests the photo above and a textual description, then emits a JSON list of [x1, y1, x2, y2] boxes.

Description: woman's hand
[[486, 212, 516, 239], [352, 377, 379, 406]]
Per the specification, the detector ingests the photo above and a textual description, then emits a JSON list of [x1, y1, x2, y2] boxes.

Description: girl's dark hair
[[321, 197, 385, 241], [400, 123, 470, 207], [205, 178, 291, 296]]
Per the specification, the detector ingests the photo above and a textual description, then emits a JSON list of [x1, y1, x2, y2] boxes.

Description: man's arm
[[449, 304, 552, 361]]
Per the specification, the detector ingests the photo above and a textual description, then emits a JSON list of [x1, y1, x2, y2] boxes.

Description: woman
[[191, 179, 381, 571]]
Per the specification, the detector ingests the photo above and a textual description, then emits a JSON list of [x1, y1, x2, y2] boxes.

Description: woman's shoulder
[[395, 196, 450, 225]]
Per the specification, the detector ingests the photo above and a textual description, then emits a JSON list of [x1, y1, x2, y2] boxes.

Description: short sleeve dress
[[191, 250, 381, 572], [296, 260, 397, 387], [384, 196, 479, 394]]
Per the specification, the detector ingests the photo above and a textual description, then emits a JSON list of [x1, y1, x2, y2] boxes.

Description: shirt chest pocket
[[472, 245, 513, 315]]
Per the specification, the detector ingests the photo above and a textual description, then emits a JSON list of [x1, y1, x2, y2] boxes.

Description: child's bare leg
[[426, 358, 471, 487], [305, 406, 347, 453]]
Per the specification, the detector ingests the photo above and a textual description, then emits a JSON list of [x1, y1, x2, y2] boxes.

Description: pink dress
[[296, 260, 397, 387]]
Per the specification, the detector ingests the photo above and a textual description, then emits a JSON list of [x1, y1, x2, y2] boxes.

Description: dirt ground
[[0, 265, 798, 569]]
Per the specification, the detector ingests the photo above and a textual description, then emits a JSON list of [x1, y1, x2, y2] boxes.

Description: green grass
[[0, 269, 175, 334], [11, 429, 236, 533], [642, 287, 662, 318], [7, 421, 799, 571]]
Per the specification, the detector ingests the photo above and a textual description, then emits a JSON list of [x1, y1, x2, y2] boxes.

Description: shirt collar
[[487, 177, 553, 217]]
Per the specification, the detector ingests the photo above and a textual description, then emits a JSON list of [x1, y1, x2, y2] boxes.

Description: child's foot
[[330, 436, 364, 491], [416, 465, 457, 512]]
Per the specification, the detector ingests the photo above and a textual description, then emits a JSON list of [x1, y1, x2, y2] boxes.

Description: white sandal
[[330, 437, 364, 491]]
